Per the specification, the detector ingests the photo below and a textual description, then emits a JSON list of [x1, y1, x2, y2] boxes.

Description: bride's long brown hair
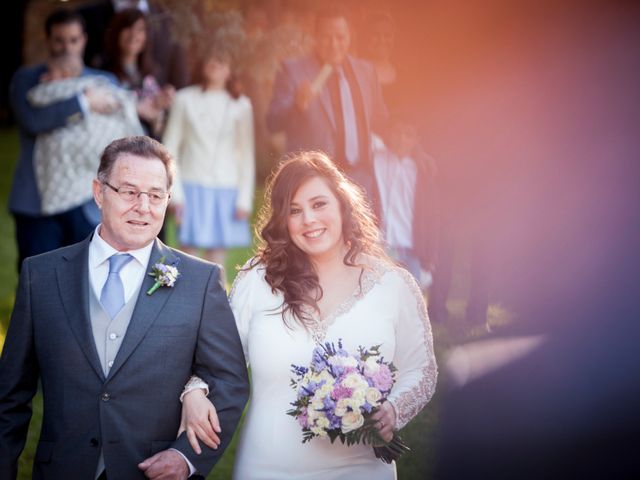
[[252, 151, 389, 327]]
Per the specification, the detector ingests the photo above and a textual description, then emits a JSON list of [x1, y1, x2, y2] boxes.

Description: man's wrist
[[169, 448, 196, 477]]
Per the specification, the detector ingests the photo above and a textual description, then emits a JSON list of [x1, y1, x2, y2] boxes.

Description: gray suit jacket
[[266, 54, 388, 169], [0, 236, 249, 479]]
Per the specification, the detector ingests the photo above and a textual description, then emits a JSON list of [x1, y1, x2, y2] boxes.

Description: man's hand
[[138, 449, 189, 480], [295, 81, 314, 111], [85, 87, 120, 114]]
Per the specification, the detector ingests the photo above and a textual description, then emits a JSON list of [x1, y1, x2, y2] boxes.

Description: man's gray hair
[[97, 136, 175, 189]]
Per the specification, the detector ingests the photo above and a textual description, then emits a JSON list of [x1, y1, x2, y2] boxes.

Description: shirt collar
[[89, 225, 154, 270]]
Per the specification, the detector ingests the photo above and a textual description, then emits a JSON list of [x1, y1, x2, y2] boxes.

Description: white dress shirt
[[89, 226, 153, 302], [372, 136, 417, 249], [88, 226, 197, 476]]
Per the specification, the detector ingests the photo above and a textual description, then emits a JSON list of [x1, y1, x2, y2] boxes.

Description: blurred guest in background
[[9, 8, 120, 271], [267, 3, 388, 208], [163, 45, 255, 267], [103, 8, 174, 138], [79, 0, 189, 88], [359, 10, 401, 108], [27, 52, 143, 225], [372, 113, 438, 289]]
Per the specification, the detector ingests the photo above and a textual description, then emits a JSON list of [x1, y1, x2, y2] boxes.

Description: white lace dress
[[227, 258, 437, 480]]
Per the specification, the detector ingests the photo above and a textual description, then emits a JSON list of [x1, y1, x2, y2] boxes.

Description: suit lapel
[[107, 239, 178, 380], [58, 236, 105, 382], [304, 57, 337, 131]]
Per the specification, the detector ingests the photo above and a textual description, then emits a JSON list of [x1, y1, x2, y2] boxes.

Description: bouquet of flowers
[[287, 340, 410, 463]]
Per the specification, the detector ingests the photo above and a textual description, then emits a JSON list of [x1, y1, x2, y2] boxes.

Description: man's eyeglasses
[[102, 182, 169, 205]]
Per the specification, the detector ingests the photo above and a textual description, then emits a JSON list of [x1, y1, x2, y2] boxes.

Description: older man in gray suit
[[266, 4, 388, 205], [0, 136, 249, 479]]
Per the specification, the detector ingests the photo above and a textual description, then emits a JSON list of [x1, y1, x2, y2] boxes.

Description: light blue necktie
[[100, 254, 133, 318], [337, 66, 359, 165]]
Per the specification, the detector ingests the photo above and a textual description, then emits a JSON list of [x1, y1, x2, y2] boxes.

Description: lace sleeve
[[179, 374, 210, 403], [387, 268, 438, 430]]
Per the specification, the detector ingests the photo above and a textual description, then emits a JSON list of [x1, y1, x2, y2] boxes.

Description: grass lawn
[[0, 127, 508, 479]]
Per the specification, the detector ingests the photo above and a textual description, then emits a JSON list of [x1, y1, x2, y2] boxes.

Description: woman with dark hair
[[103, 8, 174, 137], [179, 151, 436, 478], [162, 45, 255, 266]]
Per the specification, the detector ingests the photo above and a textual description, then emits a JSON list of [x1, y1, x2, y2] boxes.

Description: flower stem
[[147, 281, 161, 295]]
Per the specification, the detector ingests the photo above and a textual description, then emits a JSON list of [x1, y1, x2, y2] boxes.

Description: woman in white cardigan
[[163, 45, 255, 265]]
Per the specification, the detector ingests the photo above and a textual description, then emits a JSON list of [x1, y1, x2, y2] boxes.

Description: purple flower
[[332, 384, 353, 401], [371, 364, 393, 392], [305, 380, 320, 394], [323, 396, 336, 411], [311, 347, 328, 371], [328, 413, 342, 430], [298, 409, 308, 427]]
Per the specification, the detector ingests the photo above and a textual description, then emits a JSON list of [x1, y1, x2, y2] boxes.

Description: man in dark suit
[[266, 4, 388, 205], [0, 136, 249, 479], [9, 9, 121, 271]]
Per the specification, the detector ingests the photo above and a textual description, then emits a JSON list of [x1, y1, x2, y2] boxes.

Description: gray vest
[[89, 282, 142, 478]]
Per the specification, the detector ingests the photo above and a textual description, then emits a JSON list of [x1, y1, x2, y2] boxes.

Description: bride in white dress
[[180, 151, 437, 479]]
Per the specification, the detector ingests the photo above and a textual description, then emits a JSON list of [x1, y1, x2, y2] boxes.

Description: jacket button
[[101, 392, 110, 402], [90, 438, 99, 447]]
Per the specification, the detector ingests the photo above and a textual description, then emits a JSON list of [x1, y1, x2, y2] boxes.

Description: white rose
[[343, 373, 368, 390], [316, 415, 330, 430], [365, 387, 382, 406], [342, 356, 358, 368], [311, 426, 328, 437], [330, 355, 358, 368], [317, 383, 333, 398], [346, 397, 364, 411], [351, 389, 366, 407], [335, 399, 349, 417], [364, 357, 381, 376], [341, 411, 365, 433], [311, 397, 325, 412], [321, 370, 336, 383], [307, 406, 321, 420]]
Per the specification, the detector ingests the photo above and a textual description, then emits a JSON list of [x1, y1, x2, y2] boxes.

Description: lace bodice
[[191, 257, 437, 478]]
